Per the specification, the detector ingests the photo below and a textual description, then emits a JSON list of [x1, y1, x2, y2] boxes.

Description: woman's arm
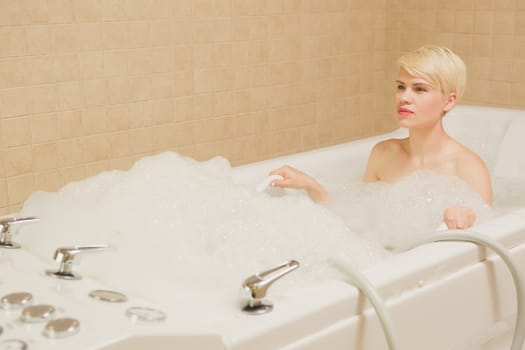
[[269, 165, 330, 203], [445, 149, 493, 229], [455, 152, 493, 205], [363, 143, 383, 182]]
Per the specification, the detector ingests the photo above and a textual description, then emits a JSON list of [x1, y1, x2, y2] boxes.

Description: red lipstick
[[398, 107, 413, 116]]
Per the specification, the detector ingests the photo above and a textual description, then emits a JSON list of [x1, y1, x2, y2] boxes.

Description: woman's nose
[[398, 88, 412, 103]]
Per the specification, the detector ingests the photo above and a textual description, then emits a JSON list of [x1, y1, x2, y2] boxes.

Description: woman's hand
[[443, 206, 476, 229], [269, 165, 330, 203]]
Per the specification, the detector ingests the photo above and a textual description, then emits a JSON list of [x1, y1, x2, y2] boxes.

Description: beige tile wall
[[1, 0, 524, 213], [0, 0, 392, 213], [385, 0, 525, 108]]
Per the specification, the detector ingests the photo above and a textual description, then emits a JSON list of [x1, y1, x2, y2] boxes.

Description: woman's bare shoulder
[[364, 138, 408, 182], [451, 141, 493, 203], [373, 137, 406, 152], [452, 142, 487, 169]]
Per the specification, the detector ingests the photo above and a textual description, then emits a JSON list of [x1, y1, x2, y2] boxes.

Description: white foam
[[18, 153, 495, 305], [255, 174, 284, 192], [19, 152, 385, 303], [328, 170, 495, 248]]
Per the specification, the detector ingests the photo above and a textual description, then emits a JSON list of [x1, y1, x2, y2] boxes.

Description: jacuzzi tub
[[1, 105, 525, 350]]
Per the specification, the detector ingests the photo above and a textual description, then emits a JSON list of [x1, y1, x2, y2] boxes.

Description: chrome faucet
[[46, 244, 112, 280], [242, 260, 299, 314], [0, 216, 39, 249]]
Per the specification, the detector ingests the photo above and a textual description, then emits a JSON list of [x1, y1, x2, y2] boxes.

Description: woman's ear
[[443, 92, 457, 113]]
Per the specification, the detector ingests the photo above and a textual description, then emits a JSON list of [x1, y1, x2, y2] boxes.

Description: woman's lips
[[398, 107, 413, 116]]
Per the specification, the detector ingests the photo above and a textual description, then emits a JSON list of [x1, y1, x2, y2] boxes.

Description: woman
[[269, 46, 493, 230]]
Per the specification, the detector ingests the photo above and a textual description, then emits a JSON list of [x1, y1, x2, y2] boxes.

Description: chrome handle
[[242, 260, 299, 314], [46, 244, 112, 280], [0, 216, 39, 249]]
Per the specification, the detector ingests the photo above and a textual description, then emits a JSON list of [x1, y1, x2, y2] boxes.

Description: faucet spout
[[46, 244, 113, 280], [0, 216, 40, 249], [242, 260, 299, 314]]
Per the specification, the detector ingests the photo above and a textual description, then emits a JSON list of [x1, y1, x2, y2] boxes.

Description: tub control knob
[[46, 244, 112, 280], [21, 304, 56, 323], [43, 318, 80, 339], [0, 216, 39, 249], [0, 339, 27, 350], [125, 306, 167, 322], [0, 292, 33, 310], [89, 289, 127, 303]]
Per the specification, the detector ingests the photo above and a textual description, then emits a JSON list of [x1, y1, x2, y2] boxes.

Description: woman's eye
[[396, 84, 405, 90], [415, 87, 427, 92]]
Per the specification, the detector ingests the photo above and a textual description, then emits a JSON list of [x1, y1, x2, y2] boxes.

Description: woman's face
[[395, 68, 453, 129]]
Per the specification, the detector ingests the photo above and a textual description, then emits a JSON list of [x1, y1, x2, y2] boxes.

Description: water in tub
[[17, 152, 493, 328]]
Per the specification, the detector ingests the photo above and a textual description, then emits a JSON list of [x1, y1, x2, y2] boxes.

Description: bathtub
[[1, 105, 525, 350]]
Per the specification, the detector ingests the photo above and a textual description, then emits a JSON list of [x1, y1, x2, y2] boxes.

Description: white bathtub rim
[[230, 104, 525, 311], [232, 128, 407, 186], [233, 104, 525, 187], [6, 104, 525, 349], [150, 208, 525, 337]]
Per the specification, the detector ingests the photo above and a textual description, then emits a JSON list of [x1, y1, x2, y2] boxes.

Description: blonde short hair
[[398, 46, 467, 100]]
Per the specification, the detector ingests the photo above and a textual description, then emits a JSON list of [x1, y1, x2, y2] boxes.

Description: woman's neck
[[406, 121, 449, 167]]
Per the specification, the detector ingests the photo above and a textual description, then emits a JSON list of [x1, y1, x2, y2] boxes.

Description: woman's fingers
[[444, 206, 476, 229]]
